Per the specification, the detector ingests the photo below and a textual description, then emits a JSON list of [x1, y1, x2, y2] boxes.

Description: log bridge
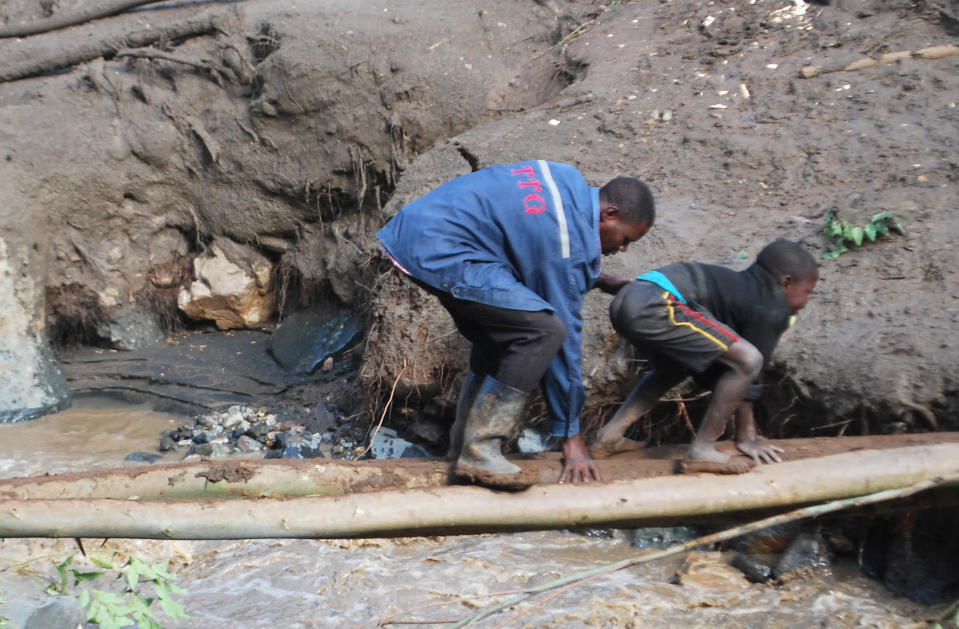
[[1, 433, 957, 539]]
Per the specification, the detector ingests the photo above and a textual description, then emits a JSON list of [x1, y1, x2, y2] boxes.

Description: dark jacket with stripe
[[659, 261, 792, 400]]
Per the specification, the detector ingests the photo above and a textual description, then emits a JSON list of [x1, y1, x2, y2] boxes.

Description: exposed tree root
[[0, 0, 166, 39], [0, 10, 231, 83]]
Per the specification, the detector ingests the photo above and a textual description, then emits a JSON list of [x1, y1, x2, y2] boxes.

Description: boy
[[377, 160, 654, 488], [591, 239, 818, 473]]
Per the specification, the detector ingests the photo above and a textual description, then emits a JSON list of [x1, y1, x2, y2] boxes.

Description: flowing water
[[0, 399, 934, 628]]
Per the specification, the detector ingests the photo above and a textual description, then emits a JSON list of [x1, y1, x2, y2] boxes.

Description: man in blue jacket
[[377, 160, 655, 489]]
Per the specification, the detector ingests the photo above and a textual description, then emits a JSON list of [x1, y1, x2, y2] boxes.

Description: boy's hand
[[593, 273, 632, 295], [559, 433, 601, 483], [736, 437, 784, 464]]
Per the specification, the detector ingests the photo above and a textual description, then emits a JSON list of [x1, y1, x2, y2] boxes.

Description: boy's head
[[598, 177, 655, 256], [756, 239, 819, 314]]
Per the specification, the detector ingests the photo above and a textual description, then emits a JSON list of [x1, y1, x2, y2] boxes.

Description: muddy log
[[0, 0, 166, 38], [0, 444, 957, 539], [0, 10, 229, 82], [2, 433, 958, 501]]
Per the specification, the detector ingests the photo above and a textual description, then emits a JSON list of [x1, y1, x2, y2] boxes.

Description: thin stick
[[115, 47, 226, 81], [799, 44, 959, 78], [356, 365, 406, 459], [452, 471, 959, 628]]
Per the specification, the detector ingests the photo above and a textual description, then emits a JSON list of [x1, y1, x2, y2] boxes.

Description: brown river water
[[0, 398, 935, 628]]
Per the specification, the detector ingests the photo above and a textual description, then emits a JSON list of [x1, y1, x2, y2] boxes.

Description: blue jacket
[[377, 160, 601, 437]]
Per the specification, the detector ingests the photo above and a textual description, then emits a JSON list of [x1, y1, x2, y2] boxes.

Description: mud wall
[[1, 0, 957, 434]]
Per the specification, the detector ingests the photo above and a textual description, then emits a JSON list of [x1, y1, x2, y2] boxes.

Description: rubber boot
[[454, 376, 536, 490], [446, 371, 483, 460]]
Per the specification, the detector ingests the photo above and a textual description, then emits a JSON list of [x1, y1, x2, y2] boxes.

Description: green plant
[[46, 552, 188, 629], [822, 209, 905, 258]]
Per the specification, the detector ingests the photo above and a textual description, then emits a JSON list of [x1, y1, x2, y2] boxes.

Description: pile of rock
[[158, 404, 435, 461], [158, 405, 363, 460]]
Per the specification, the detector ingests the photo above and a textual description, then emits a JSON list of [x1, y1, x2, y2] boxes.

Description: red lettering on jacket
[[512, 165, 546, 214], [511, 166, 535, 177], [524, 194, 546, 214]]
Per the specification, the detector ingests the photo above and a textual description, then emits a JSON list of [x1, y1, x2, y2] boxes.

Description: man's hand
[[559, 433, 601, 483], [736, 436, 784, 464], [593, 273, 632, 295], [733, 402, 783, 464]]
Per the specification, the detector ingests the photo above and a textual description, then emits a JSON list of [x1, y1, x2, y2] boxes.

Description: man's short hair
[[756, 239, 818, 281], [599, 177, 655, 227]]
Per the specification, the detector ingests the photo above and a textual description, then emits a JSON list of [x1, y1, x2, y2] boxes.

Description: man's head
[[598, 177, 655, 256], [756, 239, 819, 314]]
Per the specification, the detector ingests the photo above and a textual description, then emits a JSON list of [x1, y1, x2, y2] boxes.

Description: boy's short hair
[[599, 177, 655, 227], [756, 239, 818, 281]]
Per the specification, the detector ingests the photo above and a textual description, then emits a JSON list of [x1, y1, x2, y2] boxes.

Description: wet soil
[[58, 328, 354, 417]]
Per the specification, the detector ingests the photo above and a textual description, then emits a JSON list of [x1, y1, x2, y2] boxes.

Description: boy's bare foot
[[589, 437, 646, 459], [686, 443, 730, 463], [678, 458, 754, 475]]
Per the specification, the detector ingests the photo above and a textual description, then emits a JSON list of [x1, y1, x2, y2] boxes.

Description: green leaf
[[842, 222, 856, 243], [158, 594, 188, 621], [127, 595, 162, 627], [822, 249, 843, 259], [52, 555, 74, 594], [874, 220, 889, 236], [90, 552, 114, 570], [147, 561, 172, 581], [76, 589, 91, 607], [904, 245, 916, 251], [125, 566, 140, 591], [850, 225, 864, 246], [890, 220, 905, 235], [91, 590, 126, 607], [871, 211, 893, 222], [72, 570, 104, 584], [863, 223, 877, 242], [131, 558, 159, 581]]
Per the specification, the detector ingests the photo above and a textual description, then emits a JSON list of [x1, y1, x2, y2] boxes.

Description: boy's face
[[781, 272, 818, 315], [598, 204, 650, 256]]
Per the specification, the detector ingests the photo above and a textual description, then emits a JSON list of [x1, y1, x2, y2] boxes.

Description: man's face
[[782, 273, 818, 315], [599, 214, 650, 256]]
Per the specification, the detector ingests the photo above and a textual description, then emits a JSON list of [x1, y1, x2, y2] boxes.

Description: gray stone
[[629, 526, 706, 550], [124, 451, 162, 463], [269, 308, 364, 375], [0, 581, 86, 629], [0, 239, 71, 423], [516, 426, 554, 454], [96, 303, 165, 351], [730, 552, 774, 583], [235, 435, 264, 453], [370, 427, 431, 459], [774, 531, 832, 579]]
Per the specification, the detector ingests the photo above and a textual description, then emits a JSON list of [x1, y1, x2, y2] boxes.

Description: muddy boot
[[446, 371, 483, 460], [454, 377, 537, 490]]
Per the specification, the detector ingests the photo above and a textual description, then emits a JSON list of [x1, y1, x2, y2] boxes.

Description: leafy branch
[[46, 551, 188, 629], [822, 209, 905, 259]]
